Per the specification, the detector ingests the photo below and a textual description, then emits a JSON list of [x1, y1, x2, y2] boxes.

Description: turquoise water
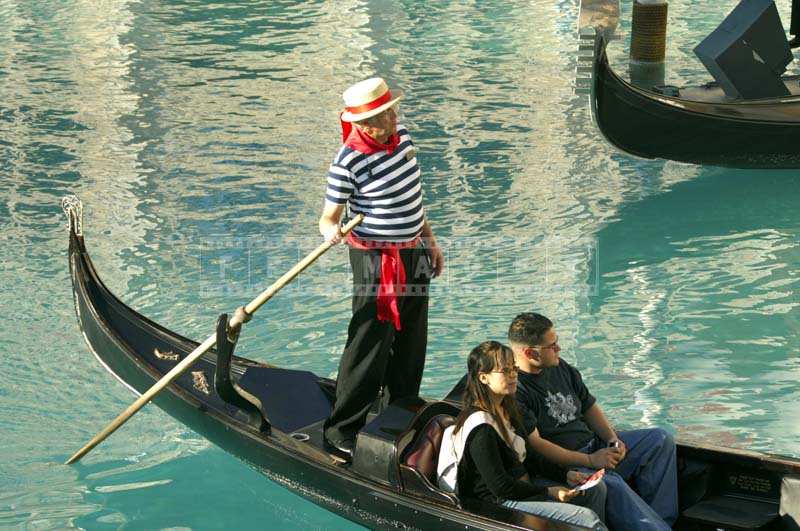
[[1, 0, 799, 528]]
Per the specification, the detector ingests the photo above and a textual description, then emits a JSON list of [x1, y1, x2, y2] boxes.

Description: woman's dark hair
[[453, 341, 522, 447]]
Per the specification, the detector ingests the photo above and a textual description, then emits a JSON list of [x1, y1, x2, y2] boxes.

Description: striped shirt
[[325, 125, 424, 242]]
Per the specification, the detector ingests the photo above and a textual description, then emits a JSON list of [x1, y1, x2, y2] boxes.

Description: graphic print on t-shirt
[[545, 391, 578, 426]]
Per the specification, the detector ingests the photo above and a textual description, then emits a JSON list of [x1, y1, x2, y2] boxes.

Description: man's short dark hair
[[508, 313, 553, 346]]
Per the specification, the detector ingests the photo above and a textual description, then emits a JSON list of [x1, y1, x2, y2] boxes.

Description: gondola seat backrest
[[400, 414, 458, 506]]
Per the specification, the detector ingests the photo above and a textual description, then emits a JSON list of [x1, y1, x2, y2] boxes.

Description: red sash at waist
[[347, 232, 421, 331]]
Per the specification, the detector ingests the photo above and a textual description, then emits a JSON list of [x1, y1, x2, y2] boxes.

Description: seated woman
[[438, 341, 607, 530]]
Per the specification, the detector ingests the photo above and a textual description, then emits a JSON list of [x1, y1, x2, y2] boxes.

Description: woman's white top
[[436, 410, 527, 493]]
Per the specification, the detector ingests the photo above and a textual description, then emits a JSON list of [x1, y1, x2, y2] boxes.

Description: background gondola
[[581, 0, 800, 169]]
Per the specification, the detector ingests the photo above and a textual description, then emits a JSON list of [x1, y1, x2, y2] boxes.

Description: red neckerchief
[[340, 114, 400, 155], [347, 232, 419, 331]]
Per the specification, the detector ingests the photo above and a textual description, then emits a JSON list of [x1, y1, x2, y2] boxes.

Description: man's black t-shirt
[[515, 359, 597, 451]]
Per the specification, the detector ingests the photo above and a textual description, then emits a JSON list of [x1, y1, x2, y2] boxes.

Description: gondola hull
[[590, 35, 800, 169], [66, 197, 800, 530]]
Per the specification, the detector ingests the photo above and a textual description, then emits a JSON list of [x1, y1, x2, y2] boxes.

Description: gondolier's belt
[[347, 232, 420, 331]]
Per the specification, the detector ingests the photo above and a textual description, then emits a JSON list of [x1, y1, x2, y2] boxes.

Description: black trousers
[[324, 245, 431, 444], [793, 0, 800, 35]]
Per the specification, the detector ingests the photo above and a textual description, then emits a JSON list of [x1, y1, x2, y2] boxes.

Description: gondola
[[587, 26, 800, 169], [64, 196, 800, 530]]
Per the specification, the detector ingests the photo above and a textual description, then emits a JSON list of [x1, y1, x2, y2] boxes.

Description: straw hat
[[340, 77, 403, 123]]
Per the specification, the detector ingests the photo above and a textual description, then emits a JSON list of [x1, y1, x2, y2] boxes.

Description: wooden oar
[[65, 215, 363, 465]]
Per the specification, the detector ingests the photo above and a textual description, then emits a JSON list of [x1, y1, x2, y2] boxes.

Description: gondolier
[[318, 77, 444, 456]]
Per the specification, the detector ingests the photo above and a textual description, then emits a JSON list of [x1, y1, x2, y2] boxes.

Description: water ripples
[[1, 0, 799, 528]]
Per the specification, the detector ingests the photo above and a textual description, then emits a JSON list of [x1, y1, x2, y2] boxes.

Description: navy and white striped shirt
[[325, 125, 424, 242]]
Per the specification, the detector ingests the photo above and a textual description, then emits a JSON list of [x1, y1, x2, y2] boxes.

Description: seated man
[[507, 313, 677, 531]]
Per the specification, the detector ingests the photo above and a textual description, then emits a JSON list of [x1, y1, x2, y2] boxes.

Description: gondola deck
[[675, 76, 800, 104], [64, 197, 800, 530]]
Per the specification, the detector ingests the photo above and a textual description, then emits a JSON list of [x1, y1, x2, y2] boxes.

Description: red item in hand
[[575, 468, 606, 492]]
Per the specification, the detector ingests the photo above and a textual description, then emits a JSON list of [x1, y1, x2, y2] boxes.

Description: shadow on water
[[593, 168, 800, 282]]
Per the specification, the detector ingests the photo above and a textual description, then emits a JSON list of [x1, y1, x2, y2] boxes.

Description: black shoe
[[324, 436, 354, 458], [790, 36, 800, 49]]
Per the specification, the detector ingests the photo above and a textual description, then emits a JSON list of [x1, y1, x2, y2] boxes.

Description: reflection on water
[[588, 171, 800, 452], [0, 0, 798, 528]]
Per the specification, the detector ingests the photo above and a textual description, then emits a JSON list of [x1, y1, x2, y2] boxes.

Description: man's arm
[[528, 428, 592, 468], [319, 202, 345, 243], [420, 216, 444, 277], [528, 425, 625, 470], [583, 403, 617, 442], [583, 403, 627, 462]]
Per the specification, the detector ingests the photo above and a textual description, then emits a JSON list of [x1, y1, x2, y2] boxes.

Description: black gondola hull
[[66, 207, 800, 529], [591, 36, 800, 169]]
